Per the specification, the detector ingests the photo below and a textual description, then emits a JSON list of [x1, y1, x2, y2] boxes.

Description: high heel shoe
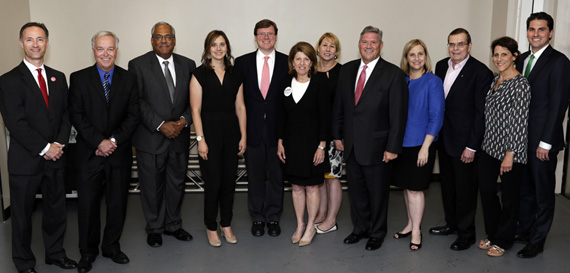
[[299, 229, 316, 247], [394, 230, 411, 239], [291, 233, 301, 244], [207, 230, 221, 247], [316, 223, 338, 234], [410, 232, 422, 251], [221, 227, 237, 244]]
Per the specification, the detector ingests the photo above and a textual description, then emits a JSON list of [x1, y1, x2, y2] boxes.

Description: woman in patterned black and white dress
[[477, 36, 530, 257]]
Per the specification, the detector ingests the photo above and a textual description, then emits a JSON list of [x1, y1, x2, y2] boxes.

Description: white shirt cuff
[[539, 141, 552, 150], [180, 116, 188, 127], [39, 143, 50, 156], [465, 147, 476, 152], [156, 121, 165, 131]]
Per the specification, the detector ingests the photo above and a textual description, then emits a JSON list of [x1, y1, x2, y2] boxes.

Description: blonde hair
[[400, 39, 432, 76]]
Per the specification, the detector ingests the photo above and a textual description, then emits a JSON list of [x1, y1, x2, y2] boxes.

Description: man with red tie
[[0, 22, 76, 273]]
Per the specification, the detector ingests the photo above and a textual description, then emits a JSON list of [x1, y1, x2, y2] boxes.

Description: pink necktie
[[260, 56, 270, 99], [37, 68, 49, 110], [354, 65, 367, 105]]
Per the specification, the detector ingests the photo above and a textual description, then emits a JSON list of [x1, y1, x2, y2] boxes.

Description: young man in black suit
[[68, 31, 140, 273], [235, 19, 289, 237], [515, 12, 570, 259], [429, 28, 493, 251], [0, 22, 76, 273], [332, 26, 408, 251], [128, 22, 195, 247]]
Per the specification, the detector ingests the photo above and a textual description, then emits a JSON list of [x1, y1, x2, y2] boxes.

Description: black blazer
[[277, 74, 330, 176], [235, 50, 289, 147], [68, 65, 140, 170], [0, 62, 71, 175], [128, 51, 196, 154], [516, 46, 570, 153], [332, 58, 408, 166], [435, 56, 493, 157]]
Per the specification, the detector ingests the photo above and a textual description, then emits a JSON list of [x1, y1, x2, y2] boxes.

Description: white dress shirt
[[23, 59, 53, 155], [355, 56, 380, 91], [443, 55, 470, 98], [256, 49, 276, 89]]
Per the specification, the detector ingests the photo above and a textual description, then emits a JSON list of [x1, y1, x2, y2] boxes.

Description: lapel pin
[[51, 77, 56, 82]]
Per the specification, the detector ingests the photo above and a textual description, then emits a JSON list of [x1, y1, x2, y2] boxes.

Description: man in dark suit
[[332, 26, 408, 251], [429, 28, 493, 251], [69, 31, 140, 273], [515, 12, 570, 259], [235, 19, 288, 237], [128, 22, 195, 247], [0, 22, 76, 273], [0, 22, 77, 272]]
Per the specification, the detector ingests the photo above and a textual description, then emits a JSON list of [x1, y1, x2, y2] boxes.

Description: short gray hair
[[91, 30, 119, 48], [359, 26, 383, 42], [151, 21, 175, 37]]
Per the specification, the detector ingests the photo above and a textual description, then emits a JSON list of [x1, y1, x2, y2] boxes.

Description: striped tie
[[103, 72, 110, 103]]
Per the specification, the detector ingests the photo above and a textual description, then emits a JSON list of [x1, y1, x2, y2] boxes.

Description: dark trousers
[[478, 152, 522, 249], [245, 122, 284, 222], [77, 164, 130, 257], [137, 146, 188, 234], [346, 152, 390, 238], [517, 150, 558, 247], [9, 168, 67, 272], [438, 146, 478, 239], [200, 115, 239, 231]]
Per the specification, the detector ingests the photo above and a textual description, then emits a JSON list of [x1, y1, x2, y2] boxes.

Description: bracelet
[[318, 145, 325, 150]]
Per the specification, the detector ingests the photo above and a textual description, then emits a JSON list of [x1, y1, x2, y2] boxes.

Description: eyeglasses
[[256, 32, 275, 37], [448, 42, 468, 48], [153, 35, 174, 41], [95, 47, 116, 54]]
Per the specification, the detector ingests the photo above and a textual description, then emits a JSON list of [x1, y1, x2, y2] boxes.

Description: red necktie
[[37, 68, 49, 110], [260, 56, 270, 99], [354, 65, 367, 105]]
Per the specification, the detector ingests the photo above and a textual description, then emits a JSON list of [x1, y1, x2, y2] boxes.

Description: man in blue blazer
[[515, 12, 570, 259], [0, 22, 76, 273], [235, 19, 289, 237], [332, 26, 408, 251], [69, 31, 140, 272], [430, 28, 493, 251]]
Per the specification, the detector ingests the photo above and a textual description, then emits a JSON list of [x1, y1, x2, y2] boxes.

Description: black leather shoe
[[147, 233, 162, 247], [251, 222, 265, 236], [77, 256, 95, 273], [429, 225, 457, 236], [46, 256, 77, 269], [365, 237, 384, 251], [102, 251, 129, 264], [267, 222, 281, 236], [19, 269, 37, 273], [164, 228, 193, 241], [450, 237, 475, 251], [343, 233, 365, 244], [517, 244, 544, 258]]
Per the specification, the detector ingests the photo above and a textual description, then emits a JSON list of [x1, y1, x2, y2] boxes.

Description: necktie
[[163, 61, 176, 103], [36, 68, 49, 110], [524, 54, 535, 78], [260, 56, 270, 99], [103, 73, 111, 103], [354, 65, 367, 105]]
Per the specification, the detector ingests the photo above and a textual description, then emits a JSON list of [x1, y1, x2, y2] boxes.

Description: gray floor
[[1, 182, 570, 273]]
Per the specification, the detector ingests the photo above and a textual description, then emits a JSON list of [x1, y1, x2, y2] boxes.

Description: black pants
[[77, 164, 130, 257], [10, 168, 67, 272], [245, 122, 284, 223], [346, 152, 391, 238], [478, 152, 523, 249], [438, 146, 478, 239]]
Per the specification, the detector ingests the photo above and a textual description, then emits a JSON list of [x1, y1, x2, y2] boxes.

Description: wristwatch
[[318, 145, 325, 150], [109, 137, 116, 144], [197, 136, 204, 142]]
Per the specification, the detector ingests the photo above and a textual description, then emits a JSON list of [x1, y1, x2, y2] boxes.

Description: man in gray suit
[[128, 21, 196, 247]]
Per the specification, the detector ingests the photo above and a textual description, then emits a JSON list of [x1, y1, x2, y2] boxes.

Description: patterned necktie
[[354, 65, 367, 105], [103, 72, 111, 103], [260, 56, 270, 99], [524, 54, 535, 78], [163, 61, 176, 103], [36, 68, 49, 109]]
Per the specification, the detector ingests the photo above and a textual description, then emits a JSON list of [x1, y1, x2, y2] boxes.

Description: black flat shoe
[[410, 233, 422, 251], [19, 268, 37, 273], [429, 225, 457, 236], [164, 228, 193, 241], [393, 230, 411, 239], [267, 221, 281, 236], [365, 237, 384, 251], [343, 233, 365, 244], [45, 256, 77, 269], [450, 237, 475, 251], [77, 256, 95, 273], [102, 251, 129, 264], [147, 233, 162, 247], [517, 244, 544, 258], [251, 222, 265, 236]]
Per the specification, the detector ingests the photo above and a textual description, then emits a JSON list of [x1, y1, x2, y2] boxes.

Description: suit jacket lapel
[[356, 59, 382, 106], [45, 66, 60, 114], [108, 66, 123, 103], [447, 57, 473, 99], [89, 65, 108, 103], [527, 46, 553, 82], [149, 54, 173, 106], [172, 55, 188, 106], [19, 62, 49, 113], [346, 61, 359, 106]]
